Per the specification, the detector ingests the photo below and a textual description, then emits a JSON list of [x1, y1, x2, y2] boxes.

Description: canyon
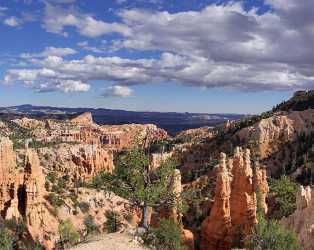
[[0, 91, 313, 250]]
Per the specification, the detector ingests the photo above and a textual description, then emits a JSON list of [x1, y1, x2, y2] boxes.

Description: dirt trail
[[70, 232, 148, 250]]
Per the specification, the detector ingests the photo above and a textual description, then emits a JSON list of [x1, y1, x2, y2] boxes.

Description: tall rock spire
[[201, 148, 269, 250], [201, 152, 232, 250]]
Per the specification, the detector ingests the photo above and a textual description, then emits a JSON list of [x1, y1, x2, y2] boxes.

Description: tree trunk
[[141, 201, 149, 229]]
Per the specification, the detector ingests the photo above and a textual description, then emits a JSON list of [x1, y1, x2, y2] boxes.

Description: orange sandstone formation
[[201, 147, 268, 250], [281, 186, 314, 250], [201, 152, 232, 250], [0, 137, 59, 249], [71, 112, 94, 125]]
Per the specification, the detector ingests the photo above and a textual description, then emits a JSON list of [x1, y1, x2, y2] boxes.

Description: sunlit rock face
[[0, 137, 59, 249], [38, 143, 114, 182], [70, 112, 94, 125], [201, 147, 268, 250], [282, 186, 314, 250]]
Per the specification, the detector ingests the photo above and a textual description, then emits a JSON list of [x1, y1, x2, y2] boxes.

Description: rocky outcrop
[[0, 137, 59, 249], [0, 137, 16, 173], [13, 117, 45, 130], [100, 124, 168, 150], [71, 144, 114, 175], [71, 112, 94, 125], [38, 143, 114, 181], [177, 127, 216, 142], [23, 149, 59, 249], [281, 186, 314, 250], [232, 109, 314, 175], [201, 152, 232, 250], [201, 148, 269, 250]]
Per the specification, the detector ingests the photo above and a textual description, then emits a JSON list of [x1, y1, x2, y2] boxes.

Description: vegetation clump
[[269, 176, 298, 219], [78, 202, 90, 214], [58, 219, 80, 248], [105, 210, 123, 233], [246, 213, 303, 250], [144, 219, 186, 250], [46, 193, 65, 208], [84, 215, 99, 235]]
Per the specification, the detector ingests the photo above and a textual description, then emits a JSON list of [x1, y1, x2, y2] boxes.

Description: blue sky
[[1, 0, 312, 114]]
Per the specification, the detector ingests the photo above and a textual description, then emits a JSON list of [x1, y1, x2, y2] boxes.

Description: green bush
[[78, 202, 90, 214], [0, 226, 15, 250], [84, 216, 99, 235], [269, 176, 297, 219], [57, 177, 67, 190], [105, 210, 123, 233], [58, 219, 80, 248], [90, 171, 110, 189], [0, 219, 42, 250], [149, 219, 186, 250], [46, 193, 64, 208], [46, 172, 57, 183], [246, 214, 303, 250]]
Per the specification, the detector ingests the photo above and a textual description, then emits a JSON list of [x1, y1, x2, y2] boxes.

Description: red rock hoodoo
[[201, 147, 268, 250]]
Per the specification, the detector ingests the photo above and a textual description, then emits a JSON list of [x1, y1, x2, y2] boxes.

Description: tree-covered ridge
[[273, 90, 314, 112]]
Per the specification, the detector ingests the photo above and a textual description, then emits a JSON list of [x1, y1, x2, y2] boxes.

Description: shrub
[[78, 202, 90, 214], [46, 193, 64, 208], [46, 172, 57, 183], [269, 176, 298, 219], [0, 226, 15, 250], [90, 171, 110, 189], [58, 219, 80, 248], [57, 177, 67, 190], [84, 215, 99, 235], [105, 210, 123, 233], [246, 214, 303, 250], [149, 219, 186, 250], [68, 192, 79, 208]]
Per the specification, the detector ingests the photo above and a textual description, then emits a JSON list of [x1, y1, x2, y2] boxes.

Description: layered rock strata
[[0, 137, 59, 249]]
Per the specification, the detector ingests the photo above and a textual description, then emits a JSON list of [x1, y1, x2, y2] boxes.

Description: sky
[[0, 0, 313, 114]]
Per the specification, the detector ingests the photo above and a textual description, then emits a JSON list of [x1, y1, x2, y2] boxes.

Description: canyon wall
[[0, 137, 59, 249], [38, 143, 114, 181]]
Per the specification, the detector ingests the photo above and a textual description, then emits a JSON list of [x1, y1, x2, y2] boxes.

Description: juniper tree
[[95, 146, 180, 229]]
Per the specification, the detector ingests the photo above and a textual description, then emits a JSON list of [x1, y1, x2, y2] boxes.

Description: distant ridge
[[0, 104, 245, 135]]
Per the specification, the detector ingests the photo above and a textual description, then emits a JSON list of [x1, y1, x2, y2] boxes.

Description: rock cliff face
[[38, 143, 114, 181], [177, 127, 216, 142], [22, 149, 59, 249], [233, 109, 314, 175], [0, 137, 132, 249], [14, 114, 168, 152], [281, 186, 314, 250], [13, 117, 45, 130], [201, 148, 268, 250], [71, 112, 94, 125], [175, 109, 314, 181], [201, 152, 232, 250], [0, 137, 59, 249]]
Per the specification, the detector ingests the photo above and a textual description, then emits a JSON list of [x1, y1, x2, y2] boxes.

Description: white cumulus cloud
[[21, 47, 77, 59], [43, 3, 130, 37], [5, 0, 314, 93], [102, 85, 133, 97]]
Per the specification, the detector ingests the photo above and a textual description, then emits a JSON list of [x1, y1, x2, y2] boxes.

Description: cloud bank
[[4, 0, 314, 94]]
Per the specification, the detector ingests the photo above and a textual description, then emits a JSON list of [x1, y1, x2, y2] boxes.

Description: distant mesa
[[71, 112, 94, 125]]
